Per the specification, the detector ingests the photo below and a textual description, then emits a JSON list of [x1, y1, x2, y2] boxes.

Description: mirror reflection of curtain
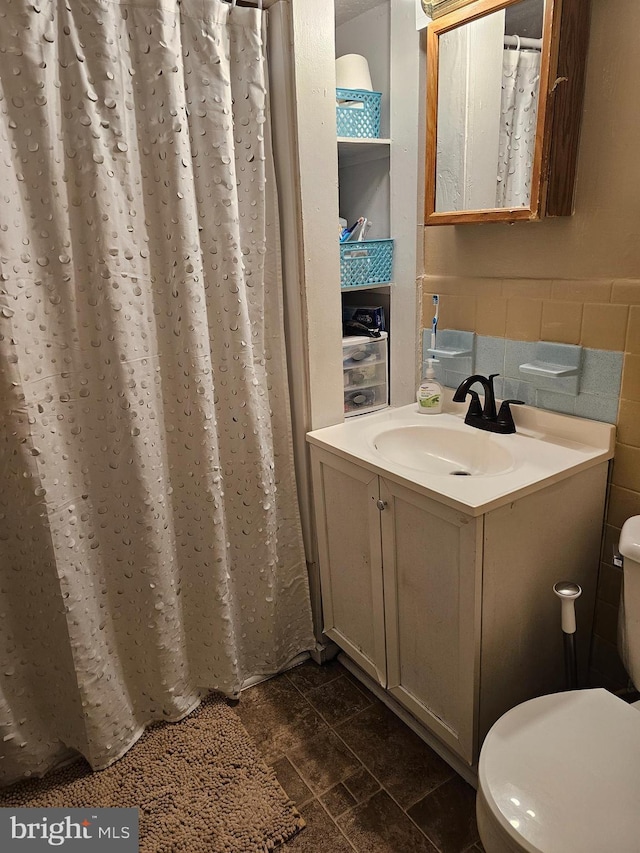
[[496, 49, 541, 207]]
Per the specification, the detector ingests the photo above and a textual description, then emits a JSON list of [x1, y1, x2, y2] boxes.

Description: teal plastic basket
[[336, 88, 382, 138], [340, 239, 394, 289]]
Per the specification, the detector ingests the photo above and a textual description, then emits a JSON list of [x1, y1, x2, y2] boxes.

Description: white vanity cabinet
[[310, 432, 610, 767], [311, 447, 481, 762], [311, 451, 387, 686]]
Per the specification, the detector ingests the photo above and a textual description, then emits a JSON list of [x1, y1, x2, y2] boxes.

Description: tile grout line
[[276, 668, 471, 853], [290, 787, 359, 852], [252, 671, 357, 851], [329, 687, 454, 850], [285, 669, 377, 727], [278, 681, 445, 851], [305, 693, 376, 731], [321, 712, 448, 853], [284, 668, 343, 698]]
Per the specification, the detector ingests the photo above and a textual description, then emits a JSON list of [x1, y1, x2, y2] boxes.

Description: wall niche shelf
[[334, 0, 419, 408], [340, 282, 391, 292], [337, 138, 391, 168]]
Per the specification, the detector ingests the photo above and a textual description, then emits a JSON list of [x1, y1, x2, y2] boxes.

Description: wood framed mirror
[[424, 0, 590, 225]]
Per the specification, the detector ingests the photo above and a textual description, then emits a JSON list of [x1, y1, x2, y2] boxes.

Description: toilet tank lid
[[478, 689, 640, 853], [620, 515, 640, 562]]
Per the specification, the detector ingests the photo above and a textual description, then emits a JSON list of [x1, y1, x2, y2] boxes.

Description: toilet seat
[[478, 688, 640, 853]]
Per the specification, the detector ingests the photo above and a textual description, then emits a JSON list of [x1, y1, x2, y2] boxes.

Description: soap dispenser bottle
[[417, 358, 442, 414]]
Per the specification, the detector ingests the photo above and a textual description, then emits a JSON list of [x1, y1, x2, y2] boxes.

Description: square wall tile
[[611, 280, 640, 305], [627, 306, 640, 355], [621, 354, 640, 402], [594, 599, 619, 646], [581, 303, 628, 351], [574, 394, 619, 424], [503, 279, 552, 299], [536, 390, 576, 415], [551, 279, 613, 303], [617, 399, 640, 447], [437, 295, 476, 332], [444, 369, 470, 391], [597, 562, 623, 608], [505, 340, 536, 379], [502, 379, 536, 406], [607, 485, 640, 529], [590, 636, 629, 687], [422, 328, 474, 360], [506, 298, 542, 341], [421, 276, 469, 297], [541, 301, 583, 345], [474, 278, 505, 299], [476, 297, 507, 337], [423, 329, 474, 389], [536, 341, 582, 368], [475, 336, 506, 379], [601, 524, 622, 568], [491, 378, 505, 400], [581, 349, 624, 397], [612, 444, 640, 492]]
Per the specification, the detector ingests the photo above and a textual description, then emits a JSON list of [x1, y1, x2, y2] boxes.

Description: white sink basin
[[372, 425, 515, 476], [307, 403, 615, 516]]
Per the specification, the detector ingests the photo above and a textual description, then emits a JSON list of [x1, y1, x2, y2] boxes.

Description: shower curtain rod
[[504, 34, 542, 50], [222, 0, 282, 8]]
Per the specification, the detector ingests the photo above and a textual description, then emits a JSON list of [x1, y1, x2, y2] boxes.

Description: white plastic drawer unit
[[343, 332, 389, 417]]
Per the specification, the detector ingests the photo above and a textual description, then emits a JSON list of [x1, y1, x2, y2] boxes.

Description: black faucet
[[452, 374, 523, 434]]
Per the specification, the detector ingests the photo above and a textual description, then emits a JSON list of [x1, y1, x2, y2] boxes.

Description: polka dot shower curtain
[[0, 0, 314, 784], [495, 47, 541, 208]]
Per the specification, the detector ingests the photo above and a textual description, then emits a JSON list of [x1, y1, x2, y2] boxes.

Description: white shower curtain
[[496, 48, 541, 208], [0, 0, 314, 785]]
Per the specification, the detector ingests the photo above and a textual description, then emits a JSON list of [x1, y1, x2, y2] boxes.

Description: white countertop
[[306, 399, 615, 517]]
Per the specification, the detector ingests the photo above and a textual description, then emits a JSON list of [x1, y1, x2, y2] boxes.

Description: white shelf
[[427, 346, 473, 359], [520, 361, 579, 378], [338, 138, 391, 168], [341, 282, 392, 292]]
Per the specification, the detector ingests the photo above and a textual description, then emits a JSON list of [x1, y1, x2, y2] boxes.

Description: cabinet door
[[310, 448, 387, 686], [380, 478, 482, 763]]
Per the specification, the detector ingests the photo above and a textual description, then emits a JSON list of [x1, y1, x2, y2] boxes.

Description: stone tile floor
[[234, 659, 485, 853]]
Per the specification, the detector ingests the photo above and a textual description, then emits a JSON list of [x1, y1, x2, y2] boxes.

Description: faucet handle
[[466, 390, 483, 418], [460, 390, 483, 427], [496, 399, 524, 433]]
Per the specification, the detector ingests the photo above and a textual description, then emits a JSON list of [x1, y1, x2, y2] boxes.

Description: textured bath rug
[[0, 694, 305, 852]]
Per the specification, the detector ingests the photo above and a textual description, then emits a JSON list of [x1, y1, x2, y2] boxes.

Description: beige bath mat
[[0, 694, 304, 852]]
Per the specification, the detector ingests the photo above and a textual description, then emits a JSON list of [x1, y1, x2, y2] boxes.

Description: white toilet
[[477, 515, 640, 853]]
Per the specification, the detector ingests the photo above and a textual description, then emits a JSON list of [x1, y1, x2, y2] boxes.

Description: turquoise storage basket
[[336, 88, 382, 138], [340, 239, 394, 289]]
